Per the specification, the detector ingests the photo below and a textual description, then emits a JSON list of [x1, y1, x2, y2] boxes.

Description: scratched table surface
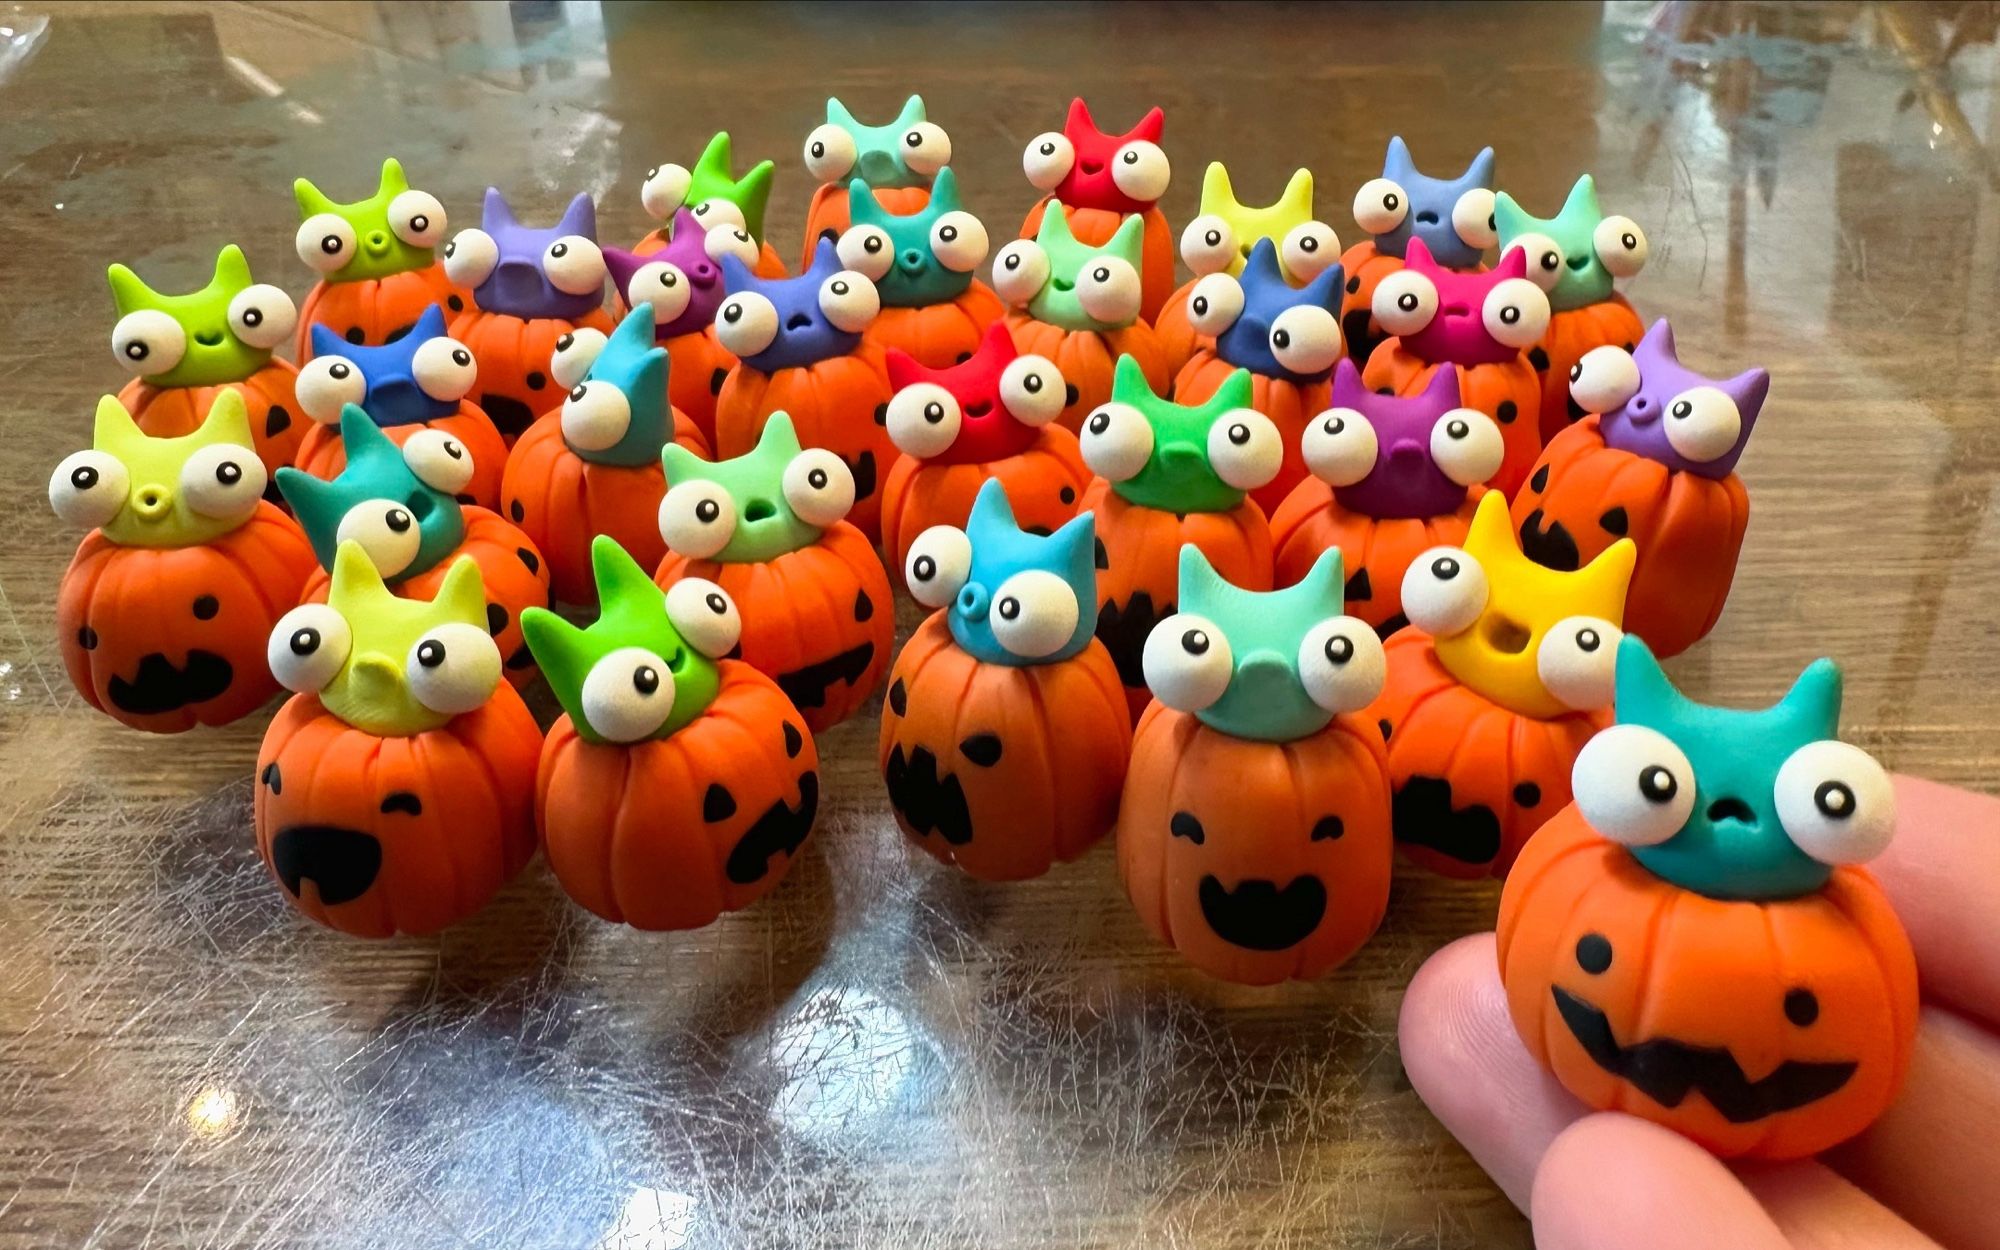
[[1, 1, 1997, 1246]]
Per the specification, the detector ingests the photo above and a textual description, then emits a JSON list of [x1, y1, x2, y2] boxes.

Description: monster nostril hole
[[1415, 211, 1439, 225], [138, 488, 164, 508], [1707, 797, 1756, 826], [406, 492, 434, 522], [1482, 615, 1532, 655], [744, 499, 775, 522], [785, 313, 813, 331], [194, 330, 224, 347], [1081, 159, 1103, 175]]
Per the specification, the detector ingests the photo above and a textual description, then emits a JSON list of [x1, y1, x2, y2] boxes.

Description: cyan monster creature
[[838, 167, 989, 308], [553, 304, 676, 468], [804, 96, 951, 192], [276, 407, 473, 581], [903, 478, 1097, 666]]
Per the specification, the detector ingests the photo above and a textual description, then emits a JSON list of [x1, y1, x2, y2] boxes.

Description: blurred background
[[0, 2, 1996, 1247]]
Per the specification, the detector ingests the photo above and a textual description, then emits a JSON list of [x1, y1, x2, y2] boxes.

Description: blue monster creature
[[903, 478, 1098, 666]]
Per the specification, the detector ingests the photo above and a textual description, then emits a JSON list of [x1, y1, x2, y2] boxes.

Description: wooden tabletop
[[2, 2, 1996, 1246]]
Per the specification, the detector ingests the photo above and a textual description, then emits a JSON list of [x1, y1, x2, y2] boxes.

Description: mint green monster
[[107, 245, 297, 388], [1573, 637, 1898, 901], [293, 157, 447, 284], [844, 166, 980, 307], [659, 413, 852, 563], [686, 132, 776, 243], [805, 96, 947, 191], [1080, 356, 1270, 514], [1008, 203, 1145, 332], [1143, 545, 1384, 742], [1494, 174, 1649, 313], [521, 536, 727, 745]]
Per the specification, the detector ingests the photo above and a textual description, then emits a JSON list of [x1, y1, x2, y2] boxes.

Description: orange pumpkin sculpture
[[526, 537, 819, 930], [1018, 99, 1175, 323], [256, 545, 539, 937], [885, 482, 1131, 880], [1117, 546, 1392, 984], [799, 95, 950, 264], [291, 157, 462, 359], [1498, 637, 1916, 1160], [1366, 492, 1634, 878], [499, 305, 710, 607], [52, 394, 315, 733], [878, 323, 1090, 583], [107, 244, 306, 483], [840, 169, 1004, 369], [1269, 362, 1496, 633], [1337, 137, 1497, 366], [603, 208, 757, 446], [656, 414, 893, 732]]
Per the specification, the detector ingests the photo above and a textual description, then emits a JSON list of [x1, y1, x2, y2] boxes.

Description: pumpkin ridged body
[[861, 282, 1005, 372], [118, 363, 306, 486], [880, 425, 1090, 588], [1269, 479, 1484, 631], [295, 263, 464, 361], [448, 305, 618, 443], [1531, 296, 1644, 443]]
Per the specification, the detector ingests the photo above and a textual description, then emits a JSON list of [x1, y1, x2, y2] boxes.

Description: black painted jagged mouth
[[1197, 875, 1328, 951], [1392, 775, 1503, 865], [107, 650, 234, 715], [884, 745, 972, 845], [723, 773, 819, 884], [776, 643, 874, 711], [270, 824, 383, 906]]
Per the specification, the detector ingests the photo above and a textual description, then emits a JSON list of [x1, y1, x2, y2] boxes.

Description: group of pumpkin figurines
[[48, 97, 1916, 1164]]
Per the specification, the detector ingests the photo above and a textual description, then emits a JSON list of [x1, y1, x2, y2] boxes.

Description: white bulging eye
[[406, 621, 502, 716], [1143, 614, 1234, 712], [657, 479, 737, 558], [1429, 409, 1505, 487], [992, 239, 1050, 305], [1480, 277, 1550, 350], [999, 354, 1064, 426], [627, 262, 694, 325], [1593, 215, 1648, 278], [690, 198, 747, 233], [295, 213, 357, 273], [1302, 408, 1378, 487], [1179, 214, 1236, 276], [836, 224, 895, 281], [410, 336, 477, 402], [543, 235, 606, 296], [1298, 616, 1388, 712], [581, 646, 676, 742], [1451, 188, 1498, 248], [1572, 724, 1696, 847], [267, 603, 352, 694], [548, 328, 608, 391], [704, 226, 761, 268], [1662, 386, 1743, 464], [1280, 220, 1340, 281], [817, 272, 880, 332], [905, 525, 972, 609], [802, 125, 857, 182], [884, 382, 963, 458], [560, 380, 633, 452], [1775, 739, 1896, 866], [402, 428, 475, 494], [1079, 402, 1154, 482], [1269, 305, 1344, 375], [1022, 131, 1075, 190], [1207, 409, 1283, 491], [1372, 269, 1439, 336], [929, 211, 988, 273], [226, 284, 297, 351], [442, 228, 499, 288], [295, 355, 367, 424], [989, 569, 1081, 659], [782, 447, 856, 525], [111, 309, 187, 376], [1353, 177, 1410, 234], [1508, 232, 1565, 293], [49, 450, 129, 530], [714, 291, 779, 357], [902, 121, 952, 176], [1401, 547, 1487, 637], [180, 442, 267, 521], [640, 163, 692, 219], [1537, 616, 1622, 710], [336, 499, 423, 577], [1076, 256, 1141, 324], [664, 577, 742, 658], [1185, 273, 1245, 336], [1568, 346, 1641, 414], [387, 190, 447, 248], [1111, 140, 1170, 202]]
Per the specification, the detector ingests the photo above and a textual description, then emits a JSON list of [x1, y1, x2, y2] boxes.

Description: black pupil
[[1023, 374, 1042, 393], [1005, 255, 1020, 271], [634, 666, 660, 695], [126, 343, 148, 360], [1092, 267, 1110, 282], [330, 363, 350, 379], [865, 236, 883, 253], [1123, 150, 1138, 164], [1501, 306, 1520, 324], [443, 442, 463, 459], [1398, 293, 1419, 311], [811, 143, 824, 158], [418, 640, 445, 668], [570, 385, 588, 402], [924, 403, 944, 423], [706, 593, 726, 614], [914, 556, 935, 580], [1228, 424, 1250, 445], [551, 243, 568, 258], [1326, 635, 1353, 664], [696, 499, 719, 523], [1672, 400, 1693, 419], [1205, 230, 1221, 246], [216, 462, 240, 485], [1622, 232, 1637, 249], [72, 466, 97, 489], [1569, 363, 1583, 381], [1181, 629, 1208, 655], [660, 271, 677, 287], [411, 215, 429, 232], [1192, 297, 1208, 314], [1541, 253, 1559, 270], [1432, 557, 1459, 579], [452, 349, 471, 366], [1577, 629, 1600, 651], [557, 334, 573, 349], [1299, 236, 1318, 252], [1448, 420, 1469, 439], [386, 509, 411, 532], [1639, 766, 1677, 803], [1272, 329, 1291, 349], [940, 225, 957, 242], [832, 281, 849, 295], [808, 469, 829, 489], [1040, 142, 1055, 155], [1384, 193, 1399, 210], [290, 628, 319, 655], [242, 308, 262, 327], [1324, 417, 1343, 435], [905, 131, 922, 147], [998, 598, 1020, 620], [1089, 412, 1110, 434], [723, 305, 743, 323], [1814, 781, 1855, 819], [321, 235, 342, 254]]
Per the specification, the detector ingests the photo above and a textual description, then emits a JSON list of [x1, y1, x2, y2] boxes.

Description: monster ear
[[338, 403, 397, 461], [105, 263, 156, 314], [1242, 237, 1283, 285], [1131, 106, 1165, 142], [518, 603, 586, 693], [1636, 317, 1677, 363], [1036, 200, 1074, 247], [329, 537, 395, 609], [307, 322, 345, 361], [660, 439, 707, 484], [755, 411, 805, 458], [825, 97, 859, 129], [975, 318, 1017, 364], [846, 176, 877, 223], [693, 132, 734, 180], [1296, 546, 1346, 615], [557, 192, 597, 239], [212, 245, 255, 291], [1417, 361, 1462, 407], [1302, 260, 1346, 311], [1210, 366, 1255, 412], [1276, 167, 1314, 217], [806, 236, 842, 277], [1384, 135, 1415, 179], [482, 187, 518, 232], [897, 94, 927, 125], [1111, 353, 1156, 404], [929, 166, 962, 211], [1105, 212, 1146, 263], [1559, 174, 1602, 225], [431, 555, 490, 628], [1493, 245, 1528, 280], [1777, 658, 1844, 740], [1462, 489, 1517, 564], [1612, 633, 1683, 725], [718, 251, 756, 293], [1329, 359, 1368, 408], [1176, 542, 1229, 617], [884, 347, 927, 392], [409, 303, 449, 341], [293, 175, 336, 217], [1727, 367, 1772, 427], [1403, 236, 1437, 272], [967, 477, 1019, 536], [274, 466, 340, 550], [194, 389, 255, 448], [1200, 162, 1236, 214], [1492, 191, 1528, 241], [608, 302, 658, 355], [377, 157, 410, 197], [1048, 505, 1096, 591], [1579, 535, 1639, 605], [590, 532, 662, 609], [1464, 146, 1497, 188], [92, 394, 146, 454], [1065, 97, 1096, 138]]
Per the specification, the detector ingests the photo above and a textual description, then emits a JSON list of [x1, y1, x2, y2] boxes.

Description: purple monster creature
[[1568, 318, 1770, 478]]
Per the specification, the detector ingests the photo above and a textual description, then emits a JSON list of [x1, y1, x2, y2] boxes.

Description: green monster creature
[[293, 157, 448, 284], [50, 393, 269, 548], [107, 245, 297, 389], [1077, 356, 1280, 514]]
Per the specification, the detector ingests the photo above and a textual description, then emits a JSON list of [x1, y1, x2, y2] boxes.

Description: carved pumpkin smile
[[1197, 874, 1329, 952]]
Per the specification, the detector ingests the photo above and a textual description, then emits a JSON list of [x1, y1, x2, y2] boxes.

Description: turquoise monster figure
[[1494, 175, 1649, 313], [839, 167, 988, 308], [1143, 544, 1386, 742], [559, 304, 674, 467], [276, 406, 467, 581], [904, 479, 1096, 666], [1079, 356, 1280, 513], [1572, 637, 1897, 901], [804, 96, 951, 192]]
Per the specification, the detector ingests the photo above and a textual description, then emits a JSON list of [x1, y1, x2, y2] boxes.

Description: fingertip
[[1872, 776, 2000, 1028], [1533, 1114, 1788, 1250]]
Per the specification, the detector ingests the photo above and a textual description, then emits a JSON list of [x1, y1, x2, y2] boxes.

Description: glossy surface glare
[[3, 3, 1998, 1246]]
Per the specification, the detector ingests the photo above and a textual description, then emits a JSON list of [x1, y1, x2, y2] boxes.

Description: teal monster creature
[[1494, 174, 1648, 314], [1080, 356, 1281, 513], [108, 245, 298, 391], [293, 158, 448, 287], [277, 406, 472, 581], [1572, 637, 1897, 901], [994, 203, 1147, 333], [804, 95, 951, 192], [904, 478, 1097, 667], [836, 167, 989, 309], [553, 303, 675, 468]]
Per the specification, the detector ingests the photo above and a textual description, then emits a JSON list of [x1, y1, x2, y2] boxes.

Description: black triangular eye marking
[[379, 792, 423, 816]]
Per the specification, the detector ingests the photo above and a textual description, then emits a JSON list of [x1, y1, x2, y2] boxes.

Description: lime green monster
[[293, 157, 447, 284], [1080, 357, 1272, 514], [521, 537, 729, 745], [1017, 203, 1145, 333], [50, 393, 269, 548], [660, 413, 852, 563], [685, 132, 776, 243], [107, 244, 296, 389]]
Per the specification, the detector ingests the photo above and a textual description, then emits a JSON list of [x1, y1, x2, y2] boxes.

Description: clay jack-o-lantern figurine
[[257, 543, 539, 937], [633, 132, 789, 279], [278, 407, 549, 684], [291, 157, 459, 359], [879, 321, 1090, 583], [1340, 137, 1497, 364], [1269, 361, 1500, 631], [525, 536, 819, 930], [292, 305, 507, 509], [1513, 319, 1765, 658], [107, 244, 305, 482], [501, 304, 710, 607], [1117, 545, 1392, 984], [1366, 491, 1634, 878], [801, 95, 952, 265], [52, 393, 315, 733], [603, 210, 759, 444], [885, 481, 1130, 880], [1019, 99, 1175, 323], [656, 413, 893, 731], [1499, 637, 1915, 1161], [837, 167, 1002, 369]]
